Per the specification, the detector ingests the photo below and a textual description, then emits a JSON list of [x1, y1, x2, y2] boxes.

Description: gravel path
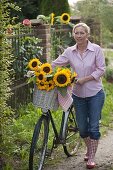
[[44, 130, 113, 170]]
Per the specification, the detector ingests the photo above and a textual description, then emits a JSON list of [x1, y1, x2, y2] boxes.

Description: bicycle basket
[[33, 86, 59, 111]]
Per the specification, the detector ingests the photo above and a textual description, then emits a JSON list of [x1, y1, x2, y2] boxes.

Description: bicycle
[[29, 104, 81, 170]]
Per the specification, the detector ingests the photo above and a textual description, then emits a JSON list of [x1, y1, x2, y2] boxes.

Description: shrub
[[104, 66, 113, 83], [0, 0, 21, 169]]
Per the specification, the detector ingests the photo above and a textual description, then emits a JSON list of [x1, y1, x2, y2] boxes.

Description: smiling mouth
[[77, 39, 82, 41]]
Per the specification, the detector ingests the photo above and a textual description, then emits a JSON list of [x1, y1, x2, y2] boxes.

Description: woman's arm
[[91, 47, 106, 80], [76, 47, 106, 85], [51, 50, 69, 69]]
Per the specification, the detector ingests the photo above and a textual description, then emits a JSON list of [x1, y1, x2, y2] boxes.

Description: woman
[[52, 22, 105, 169]]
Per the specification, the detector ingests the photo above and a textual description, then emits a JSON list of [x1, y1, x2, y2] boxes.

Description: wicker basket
[[33, 86, 59, 112]]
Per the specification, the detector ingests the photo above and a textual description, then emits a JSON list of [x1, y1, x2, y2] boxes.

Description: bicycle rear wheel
[[29, 115, 49, 170], [63, 105, 81, 157]]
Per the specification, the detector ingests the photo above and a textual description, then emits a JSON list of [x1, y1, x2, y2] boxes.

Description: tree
[[10, 0, 41, 21], [72, 0, 113, 46], [39, 0, 70, 16]]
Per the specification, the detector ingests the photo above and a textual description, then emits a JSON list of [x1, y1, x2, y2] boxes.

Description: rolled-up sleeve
[[91, 47, 106, 80]]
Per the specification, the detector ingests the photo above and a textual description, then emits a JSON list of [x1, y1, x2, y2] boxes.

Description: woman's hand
[[76, 75, 95, 85], [76, 78, 86, 85]]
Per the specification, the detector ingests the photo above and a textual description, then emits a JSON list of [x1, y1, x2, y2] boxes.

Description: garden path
[[44, 130, 113, 170]]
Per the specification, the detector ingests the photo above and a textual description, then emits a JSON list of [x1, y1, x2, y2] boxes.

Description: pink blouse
[[52, 41, 106, 98]]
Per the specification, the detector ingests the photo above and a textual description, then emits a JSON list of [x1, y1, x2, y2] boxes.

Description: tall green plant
[[50, 25, 72, 60], [13, 36, 43, 77]]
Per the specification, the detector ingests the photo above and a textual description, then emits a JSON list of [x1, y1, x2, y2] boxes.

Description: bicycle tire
[[45, 124, 55, 157], [63, 105, 81, 157], [29, 115, 49, 170]]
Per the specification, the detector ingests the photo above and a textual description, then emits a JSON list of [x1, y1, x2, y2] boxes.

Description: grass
[[102, 79, 113, 127], [103, 49, 113, 59], [103, 49, 113, 67]]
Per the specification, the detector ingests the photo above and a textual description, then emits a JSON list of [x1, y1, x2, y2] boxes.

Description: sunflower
[[37, 82, 46, 90], [57, 67, 62, 72], [71, 72, 78, 83], [64, 68, 71, 76], [36, 71, 46, 83], [51, 13, 55, 25], [40, 63, 52, 74], [53, 70, 71, 87], [28, 58, 41, 71], [60, 13, 70, 24], [45, 80, 55, 91]]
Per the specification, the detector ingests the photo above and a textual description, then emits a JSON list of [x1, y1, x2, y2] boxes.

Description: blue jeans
[[72, 89, 105, 140]]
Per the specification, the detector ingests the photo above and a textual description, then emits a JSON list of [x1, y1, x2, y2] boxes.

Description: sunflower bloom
[[37, 82, 46, 90], [40, 63, 52, 74], [71, 72, 78, 83], [60, 13, 70, 24], [51, 13, 55, 25], [64, 68, 71, 76], [36, 71, 46, 83], [28, 58, 41, 71], [45, 80, 55, 91], [53, 70, 70, 87]]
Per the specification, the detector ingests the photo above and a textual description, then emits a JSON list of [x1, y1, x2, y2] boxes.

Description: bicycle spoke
[[63, 106, 81, 156]]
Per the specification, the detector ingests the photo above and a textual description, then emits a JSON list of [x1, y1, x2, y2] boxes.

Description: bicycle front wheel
[[63, 105, 81, 157], [29, 115, 49, 170]]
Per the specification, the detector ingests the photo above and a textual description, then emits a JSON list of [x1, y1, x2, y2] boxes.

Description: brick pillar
[[33, 24, 51, 63]]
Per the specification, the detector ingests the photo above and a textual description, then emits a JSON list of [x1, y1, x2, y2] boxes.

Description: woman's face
[[73, 26, 89, 45]]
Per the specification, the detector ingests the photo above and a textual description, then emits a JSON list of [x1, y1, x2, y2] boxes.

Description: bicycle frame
[[41, 108, 71, 145]]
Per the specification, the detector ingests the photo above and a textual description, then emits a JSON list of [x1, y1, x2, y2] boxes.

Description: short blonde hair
[[73, 22, 90, 34]]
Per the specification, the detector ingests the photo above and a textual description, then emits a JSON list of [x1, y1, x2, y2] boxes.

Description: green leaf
[[45, 74, 53, 78], [57, 87, 67, 97], [27, 76, 36, 84]]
